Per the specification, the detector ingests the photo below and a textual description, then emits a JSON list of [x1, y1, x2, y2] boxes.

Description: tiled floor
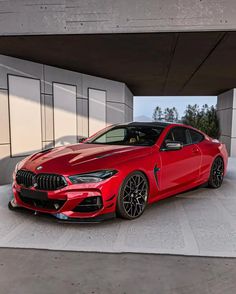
[[0, 158, 236, 257]]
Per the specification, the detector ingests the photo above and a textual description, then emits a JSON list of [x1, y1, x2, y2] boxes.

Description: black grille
[[16, 170, 34, 188], [16, 170, 67, 191], [36, 174, 66, 191], [18, 194, 66, 211]]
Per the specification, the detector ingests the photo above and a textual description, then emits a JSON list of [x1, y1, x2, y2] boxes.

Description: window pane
[[96, 128, 126, 143], [90, 126, 164, 146], [164, 130, 174, 144], [172, 128, 187, 144], [189, 129, 204, 144]]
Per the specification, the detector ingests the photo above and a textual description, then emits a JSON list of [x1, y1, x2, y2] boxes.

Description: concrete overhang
[[0, 32, 236, 96]]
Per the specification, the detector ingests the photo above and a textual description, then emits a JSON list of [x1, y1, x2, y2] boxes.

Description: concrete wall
[[0, 0, 236, 35], [0, 54, 133, 184], [217, 89, 236, 156]]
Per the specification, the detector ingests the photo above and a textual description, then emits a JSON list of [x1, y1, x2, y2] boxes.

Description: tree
[[181, 104, 200, 128], [152, 106, 179, 122], [172, 107, 179, 122], [152, 106, 162, 121], [182, 104, 220, 139], [164, 107, 179, 122]]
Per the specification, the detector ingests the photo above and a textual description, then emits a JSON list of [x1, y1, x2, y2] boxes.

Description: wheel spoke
[[211, 158, 224, 188], [122, 174, 148, 218]]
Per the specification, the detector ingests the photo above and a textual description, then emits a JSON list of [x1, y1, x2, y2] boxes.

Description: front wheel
[[116, 171, 149, 220], [208, 156, 224, 188]]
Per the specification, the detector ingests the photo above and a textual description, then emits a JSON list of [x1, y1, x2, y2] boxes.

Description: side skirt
[[148, 178, 208, 204]]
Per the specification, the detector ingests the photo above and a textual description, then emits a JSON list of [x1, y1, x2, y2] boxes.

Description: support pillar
[[217, 89, 236, 156]]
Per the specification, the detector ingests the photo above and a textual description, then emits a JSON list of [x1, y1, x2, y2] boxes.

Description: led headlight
[[14, 161, 21, 173], [69, 170, 118, 184], [13, 161, 21, 181]]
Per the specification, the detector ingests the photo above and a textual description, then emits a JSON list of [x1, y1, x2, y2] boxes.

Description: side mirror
[[165, 141, 183, 151], [78, 137, 87, 143]]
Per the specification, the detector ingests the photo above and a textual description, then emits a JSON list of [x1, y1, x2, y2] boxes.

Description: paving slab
[[0, 158, 236, 257], [1, 249, 236, 294]]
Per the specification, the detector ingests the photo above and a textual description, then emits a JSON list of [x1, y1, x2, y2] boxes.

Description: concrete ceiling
[[0, 32, 235, 96]]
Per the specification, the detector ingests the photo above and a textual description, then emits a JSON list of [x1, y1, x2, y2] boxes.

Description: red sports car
[[9, 122, 228, 221]]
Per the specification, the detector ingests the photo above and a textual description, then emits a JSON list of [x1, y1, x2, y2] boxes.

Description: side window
[[162, 127, 190, 148], [189, 129, 204, 144], [172, 127, 188, 145], [164, 130, 174, 143]]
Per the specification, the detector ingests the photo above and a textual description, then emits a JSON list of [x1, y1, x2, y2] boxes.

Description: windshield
[[86, 125, 164, 146]]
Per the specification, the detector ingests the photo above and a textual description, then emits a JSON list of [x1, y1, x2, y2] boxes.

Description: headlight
[[69, 170, 118, 184], [14, 161, 21, 173], [13, 161, 21, 180]]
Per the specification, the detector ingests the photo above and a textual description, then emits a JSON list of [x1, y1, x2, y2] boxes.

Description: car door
[[158, 127, 201, 192]]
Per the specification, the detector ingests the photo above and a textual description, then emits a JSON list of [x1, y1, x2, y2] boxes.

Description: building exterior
[[1, 0, 236, 35], [0, 54, 133, 184]]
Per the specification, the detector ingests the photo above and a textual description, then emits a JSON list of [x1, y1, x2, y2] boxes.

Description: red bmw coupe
[[9, 122, 228, 221]]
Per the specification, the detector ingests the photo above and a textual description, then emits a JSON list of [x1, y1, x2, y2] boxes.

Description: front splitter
[[8, 200, 116, 223]]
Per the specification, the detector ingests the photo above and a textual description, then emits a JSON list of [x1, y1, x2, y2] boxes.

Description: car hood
[[20, 143, 152, 175]]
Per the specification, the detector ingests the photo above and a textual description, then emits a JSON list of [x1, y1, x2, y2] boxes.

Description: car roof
[[118, 121, 173, 128]]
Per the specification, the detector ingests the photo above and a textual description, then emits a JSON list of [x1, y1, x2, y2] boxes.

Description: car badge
[[36, 166, 43, 171]]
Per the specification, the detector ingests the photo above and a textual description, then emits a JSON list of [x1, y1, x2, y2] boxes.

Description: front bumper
[[11, 177, 119, 221], [9, 199, 115, 223]]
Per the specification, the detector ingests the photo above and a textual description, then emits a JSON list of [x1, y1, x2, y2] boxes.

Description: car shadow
[[0, 169, 230, 228], [2, 182, 214, 227]]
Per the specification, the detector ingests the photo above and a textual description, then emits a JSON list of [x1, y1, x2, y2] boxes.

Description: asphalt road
[[0, 248, 236, 294]]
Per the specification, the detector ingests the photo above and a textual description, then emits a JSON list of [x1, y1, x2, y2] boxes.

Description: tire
[[116, 171, 149, 220], [208, 156, 224, 189]]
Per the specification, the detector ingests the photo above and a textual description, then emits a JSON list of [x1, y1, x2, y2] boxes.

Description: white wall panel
[[88, 88, 106, 136], [0, 90, 10, 144], [53, 83, 77, 147], [44, 66, 82, 96], [8, 75, 42, 156], [83, 74, 123, 102]]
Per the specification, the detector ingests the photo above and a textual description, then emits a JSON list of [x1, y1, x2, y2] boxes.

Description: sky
[[134, 96, 217, 121]]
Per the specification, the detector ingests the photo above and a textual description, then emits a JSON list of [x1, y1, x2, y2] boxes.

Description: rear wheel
[[208, 156, 224, 188], [117, 171, 149, 220]]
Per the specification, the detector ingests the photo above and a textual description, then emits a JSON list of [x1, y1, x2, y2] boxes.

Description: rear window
[[189, 129, 204, 144]]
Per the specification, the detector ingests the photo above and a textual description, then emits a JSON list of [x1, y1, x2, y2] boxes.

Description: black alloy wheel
[[208, 156, 224, 188], [117, 171, 149, 220]]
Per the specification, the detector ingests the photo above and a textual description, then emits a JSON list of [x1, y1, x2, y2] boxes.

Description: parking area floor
[[0, 248, 236, 294], [0, 158, 236, 257]]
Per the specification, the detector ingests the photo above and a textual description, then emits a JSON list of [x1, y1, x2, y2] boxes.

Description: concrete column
[[217, 89, 236, 156]]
